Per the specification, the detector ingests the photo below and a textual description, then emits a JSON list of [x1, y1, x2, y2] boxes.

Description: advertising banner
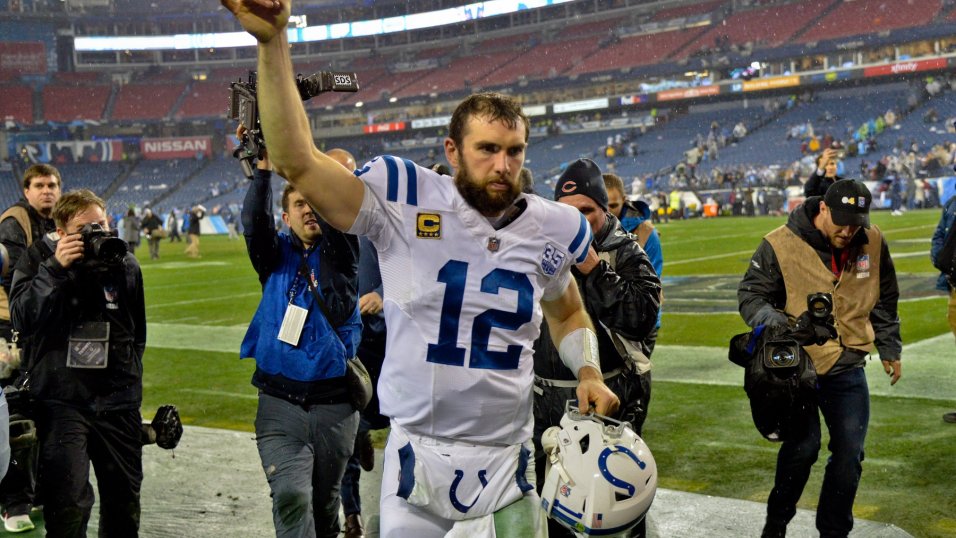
[[0, 41, 46, 78], [657, 85, 719, 101], [363, 122, 406, 134], [862, 58, 948, 78], [140, 136, 213, 159], [17, 140, 124, 164], [742, 76, 800, 92]]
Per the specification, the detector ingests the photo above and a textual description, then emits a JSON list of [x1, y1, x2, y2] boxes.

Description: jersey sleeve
[[541, 206, 592, 301], [348, 155, 423, 250]]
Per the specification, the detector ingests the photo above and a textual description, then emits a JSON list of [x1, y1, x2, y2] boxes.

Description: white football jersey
[[349, 156, 591, 445]]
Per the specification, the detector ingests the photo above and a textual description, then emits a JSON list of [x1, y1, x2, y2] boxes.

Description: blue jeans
[[0, 392, 9, 483], [766, 367, 870, 538], [255, 393, 358, 538]]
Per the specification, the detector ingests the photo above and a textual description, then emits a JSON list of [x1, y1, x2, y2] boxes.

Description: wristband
[[558, 327, 601, 379]]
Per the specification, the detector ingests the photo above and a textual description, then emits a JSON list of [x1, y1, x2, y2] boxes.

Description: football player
[[221, 0, 619, 536]]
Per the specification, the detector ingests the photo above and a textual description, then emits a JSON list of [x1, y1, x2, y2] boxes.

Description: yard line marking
[[181, 389, 258, 400], [147, 323, 247, 354], [669, 250, 755, 266], [147, 292, 260, 309]]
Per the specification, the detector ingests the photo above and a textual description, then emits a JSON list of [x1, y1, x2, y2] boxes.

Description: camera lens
[[807, 292, 833, 320], [770, 347, 796, 367]]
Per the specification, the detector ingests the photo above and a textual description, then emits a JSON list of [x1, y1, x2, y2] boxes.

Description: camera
[[228, 70, 360, 178], [830, 141, 845, 160], [78, 223, 127, 269], [760, 336, 801, 369], [807, 292, 833, 321]]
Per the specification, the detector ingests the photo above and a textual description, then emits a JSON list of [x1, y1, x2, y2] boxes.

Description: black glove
[[790, 311, 837, 346], [150, 405, 183, 450]]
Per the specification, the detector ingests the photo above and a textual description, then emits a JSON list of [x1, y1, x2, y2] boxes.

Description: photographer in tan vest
[[738, 179, 901, 538], [0, 163, 61, 532]]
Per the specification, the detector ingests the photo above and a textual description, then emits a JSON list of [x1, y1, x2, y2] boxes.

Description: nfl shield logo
[[559, 484, 571, 497], [487, 237, 500, 252], [856, 255, 870, 272]]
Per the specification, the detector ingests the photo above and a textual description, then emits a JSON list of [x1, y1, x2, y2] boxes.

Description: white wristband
[[558, 327, 601, 379]]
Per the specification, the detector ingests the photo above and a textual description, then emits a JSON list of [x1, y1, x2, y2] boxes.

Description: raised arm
[[221, 0, 364, 231]]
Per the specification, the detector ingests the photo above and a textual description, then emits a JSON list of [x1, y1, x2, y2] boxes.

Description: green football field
[[85, 208, 956, 537]]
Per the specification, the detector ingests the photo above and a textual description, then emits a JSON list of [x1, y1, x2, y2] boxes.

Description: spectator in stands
[[122, 207, 141, 256], [167, 209, 182, 243], [931, 192, 956, 424], [804, 146, 843, 197], [533, 159, 661, 538], [141, 208, 164, 260], [604, 173, 664, 358], [0, 163, 61, 533], [184, 205, 205, 259]]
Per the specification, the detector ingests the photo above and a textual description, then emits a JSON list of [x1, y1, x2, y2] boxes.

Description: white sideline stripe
[[668, 250, 755, 266], [147, 291, 260, 309], [892, 238, 931, 244]]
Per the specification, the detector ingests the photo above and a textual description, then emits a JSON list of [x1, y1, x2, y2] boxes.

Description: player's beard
[[454, 159, 520, 216]]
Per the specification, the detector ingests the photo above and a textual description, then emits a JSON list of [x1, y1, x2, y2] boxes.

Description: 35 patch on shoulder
[[416, 212, 441, 239], [541, 243, 566, 276]]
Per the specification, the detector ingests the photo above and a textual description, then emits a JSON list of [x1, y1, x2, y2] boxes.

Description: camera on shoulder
[[78, 223, 128, 270]]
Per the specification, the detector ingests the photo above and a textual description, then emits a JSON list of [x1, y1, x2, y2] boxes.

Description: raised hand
[[220, 0, 289, 43]]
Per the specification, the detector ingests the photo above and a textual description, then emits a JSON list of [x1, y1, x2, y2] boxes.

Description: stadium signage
[[657, 85, 719, 101], [553, 98, 608, 113], [741, 76, 799, 92], [862, 58, 947, 77], [411, 116, 452, 129], [141, 136, 213, 159], [363, 122, 406, 134], [17, 140, 123, 164], [0, 42, 45, 77]]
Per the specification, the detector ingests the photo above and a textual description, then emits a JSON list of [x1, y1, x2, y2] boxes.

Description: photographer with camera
[[0, 164, 62, 532], [238, 137, 364, 537], [804, 145, 844, 198], [8, 189, 146, 537], [738, 179, 901, 538]]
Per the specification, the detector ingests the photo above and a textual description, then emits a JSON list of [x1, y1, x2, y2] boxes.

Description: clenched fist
[[220, 0, 290, 43]]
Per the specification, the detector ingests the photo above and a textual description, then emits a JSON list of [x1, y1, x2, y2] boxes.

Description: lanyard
[[830, 247, 850, 279], [287, 251, 317, 304]]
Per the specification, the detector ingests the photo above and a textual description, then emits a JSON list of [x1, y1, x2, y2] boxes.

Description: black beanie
[[554, 158, 608, 211]]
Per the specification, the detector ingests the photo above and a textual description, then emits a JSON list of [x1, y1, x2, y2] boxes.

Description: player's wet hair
[[448, 93, 529, 148]]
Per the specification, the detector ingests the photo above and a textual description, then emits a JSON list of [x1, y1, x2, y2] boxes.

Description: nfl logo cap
[[824, 179, 871, 228]]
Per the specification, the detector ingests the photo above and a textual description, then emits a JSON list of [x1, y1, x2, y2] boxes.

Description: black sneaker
[[944, 412, 956, 424], [761, 521, 786, 538]]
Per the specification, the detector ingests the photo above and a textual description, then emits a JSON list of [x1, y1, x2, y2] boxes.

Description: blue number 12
[[426, 260, 533, 370]]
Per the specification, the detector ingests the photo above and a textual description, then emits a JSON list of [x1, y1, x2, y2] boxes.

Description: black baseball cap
[[554, 158, 608, 211], [824, 179, 871, 228]]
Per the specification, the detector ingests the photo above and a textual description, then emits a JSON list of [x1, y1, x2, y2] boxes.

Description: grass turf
[[57, 208, 953, 538]]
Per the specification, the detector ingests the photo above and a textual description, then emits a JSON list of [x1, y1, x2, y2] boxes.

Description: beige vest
[[765, 225, 882, 374], [0, 206, 33, 322]]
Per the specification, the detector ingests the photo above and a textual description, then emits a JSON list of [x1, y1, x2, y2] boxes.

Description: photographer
[[738, 179, 901, 538], [0, 163, 61, 532], [930, 193, 956, 423], [804, 146, 844, 197], [9, 189, 146, 537], [239, 146, 362, 537]]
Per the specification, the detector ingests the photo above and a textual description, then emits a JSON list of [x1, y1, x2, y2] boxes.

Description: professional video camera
[[228, 70, 360, 178], [77, 223, 127, 270], [759, 292, 834, 369]]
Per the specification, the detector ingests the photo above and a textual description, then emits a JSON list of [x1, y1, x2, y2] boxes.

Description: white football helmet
[[540, 402, 657, 537]]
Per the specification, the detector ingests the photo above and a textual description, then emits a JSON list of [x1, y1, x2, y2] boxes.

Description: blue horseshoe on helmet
[[598, 446, 647, 498], [449, 469, 489, 513]]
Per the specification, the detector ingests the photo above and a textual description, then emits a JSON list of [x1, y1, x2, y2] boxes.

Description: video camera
[[759, 292, 833, 369], [77, 223, 127, 271], [228, 70, 360, 178]]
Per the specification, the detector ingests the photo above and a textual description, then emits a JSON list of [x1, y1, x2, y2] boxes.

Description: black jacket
[[0, 200, 56, 296], [803, 171, 842, 198], [10, 233, 146, 411], [738, 198, 901, 371], [533, 213, 661, 380]]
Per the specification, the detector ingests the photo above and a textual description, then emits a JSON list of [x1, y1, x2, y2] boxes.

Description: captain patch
[[541, 243, 566, 276]]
